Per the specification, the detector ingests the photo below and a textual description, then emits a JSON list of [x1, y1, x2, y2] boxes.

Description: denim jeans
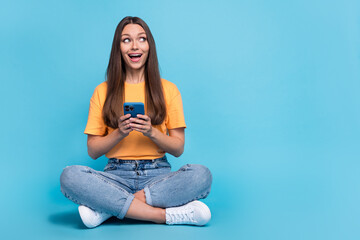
[[60, 156, 212, 219]]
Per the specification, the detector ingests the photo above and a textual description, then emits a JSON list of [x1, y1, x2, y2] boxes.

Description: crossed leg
[[61, 164, 212, 225], [125, 164, 212, 223], [126, 190, 165, 223]]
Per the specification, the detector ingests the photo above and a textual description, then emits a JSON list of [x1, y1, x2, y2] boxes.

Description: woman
[[60, 16, 212, 228]]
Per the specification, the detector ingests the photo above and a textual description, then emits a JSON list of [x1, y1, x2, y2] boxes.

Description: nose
[[131, 40, 138, 50]]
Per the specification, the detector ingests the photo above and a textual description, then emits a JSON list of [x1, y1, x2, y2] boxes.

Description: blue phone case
[[123, 102, 145, 118]]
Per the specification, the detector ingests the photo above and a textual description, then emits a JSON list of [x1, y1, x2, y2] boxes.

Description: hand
[[117, 114, 133, 137], [129, 114, 153, 137]]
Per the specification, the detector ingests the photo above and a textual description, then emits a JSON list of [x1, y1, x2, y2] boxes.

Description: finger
[[132, 117, 149, 125], [125, 127, 133, 133], [121, 129, 132, 135], [119, 120, 129, 129], [137, 114, 150, 121], [132, 128, 142, 133], [124, 128, 133, 135], [132, 127, 146, 133], [122, 122, 131, 129], [121, 125, 130, 131], [120, 114, 131, 121], [123, 125, 130, 130], [130, 118, 146, 125], [130, 123, 145, 130]]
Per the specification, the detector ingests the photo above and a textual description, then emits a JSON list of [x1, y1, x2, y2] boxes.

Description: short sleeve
[[166, 85, 186, 130], [84, 86, 107, 136]]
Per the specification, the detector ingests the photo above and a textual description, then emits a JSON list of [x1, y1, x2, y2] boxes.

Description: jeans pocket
[[104, 164, 117, 172]]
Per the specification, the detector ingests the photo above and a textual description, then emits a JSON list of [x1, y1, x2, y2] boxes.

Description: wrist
[[147, 126, 157, 139], [115, 128, 127, 140]]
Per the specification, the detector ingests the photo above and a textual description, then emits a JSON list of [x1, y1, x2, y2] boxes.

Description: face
[[120, 24, 149, 71]]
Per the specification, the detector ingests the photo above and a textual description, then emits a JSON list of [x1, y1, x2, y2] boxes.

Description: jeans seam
[[61, 188, 82, 205], [170, 189, 211, 207], [146, 164, 191, 190], [144, 186, 153, 206], [146, 168, 185, 189], [88, 171, 130, 195], [118, 195, 135, 219]]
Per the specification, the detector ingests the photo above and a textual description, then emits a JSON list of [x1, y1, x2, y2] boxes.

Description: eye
[[139, 37, 147, 42], [122, 38, 130, 43]]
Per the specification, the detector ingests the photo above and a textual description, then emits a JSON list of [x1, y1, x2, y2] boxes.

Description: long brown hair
[[103, 16, 166, 129]]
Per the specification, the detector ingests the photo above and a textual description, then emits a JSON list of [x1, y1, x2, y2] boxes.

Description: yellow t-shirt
[[84, 79, 186, 160]]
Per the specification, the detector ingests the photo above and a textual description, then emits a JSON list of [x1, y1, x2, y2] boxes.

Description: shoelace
[[169, 207, 195, 224]]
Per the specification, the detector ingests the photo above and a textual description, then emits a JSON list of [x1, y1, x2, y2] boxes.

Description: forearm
[[87, 130, 125, 160], [148, 128, 184, 157]]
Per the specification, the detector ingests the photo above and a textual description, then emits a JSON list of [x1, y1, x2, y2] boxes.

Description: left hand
[[129, 114, 153, 137]]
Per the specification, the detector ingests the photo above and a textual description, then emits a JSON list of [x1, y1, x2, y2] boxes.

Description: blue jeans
[[60, 156, 212, 219]]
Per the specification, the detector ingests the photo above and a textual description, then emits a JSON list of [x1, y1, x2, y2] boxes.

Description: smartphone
[[123, 102, 145, 118]]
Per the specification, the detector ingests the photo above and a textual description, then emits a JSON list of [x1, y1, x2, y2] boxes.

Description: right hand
[[117, 114, 133, 137]]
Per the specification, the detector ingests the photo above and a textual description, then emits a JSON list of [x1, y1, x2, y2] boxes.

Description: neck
[[125, 66, 145, 84]]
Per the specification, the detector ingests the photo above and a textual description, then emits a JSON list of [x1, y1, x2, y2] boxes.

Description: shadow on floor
[[48, 210, 87, 229], [48, 210, 153, 229]]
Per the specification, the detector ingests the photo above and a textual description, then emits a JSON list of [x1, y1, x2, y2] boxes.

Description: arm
[[87, 114, 132, 159], [129, 115, 185, 157], [87, 131, 123, 160], [149, 127, 185, 157]]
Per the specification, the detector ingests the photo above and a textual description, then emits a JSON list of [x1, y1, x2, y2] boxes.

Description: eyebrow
[[121, 32, 146, 37]]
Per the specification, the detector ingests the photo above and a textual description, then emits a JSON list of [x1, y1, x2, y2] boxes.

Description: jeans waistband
[[108, 155, 167, 164]]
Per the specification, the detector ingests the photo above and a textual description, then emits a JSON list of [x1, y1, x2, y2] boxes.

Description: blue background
[[1, 0, 359, 239]]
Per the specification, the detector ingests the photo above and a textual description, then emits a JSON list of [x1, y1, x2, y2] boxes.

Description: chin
[[128, 63, 145, 70]]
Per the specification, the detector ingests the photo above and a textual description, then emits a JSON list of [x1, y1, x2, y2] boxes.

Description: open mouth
[[128, 53, 142, 62]]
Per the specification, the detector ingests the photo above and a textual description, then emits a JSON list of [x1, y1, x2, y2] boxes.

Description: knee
[[183, 164, 212, 191], [60, 165, 88, 193]]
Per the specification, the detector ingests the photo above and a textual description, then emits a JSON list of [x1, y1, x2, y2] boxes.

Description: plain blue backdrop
[[1, 0, 359, 239]]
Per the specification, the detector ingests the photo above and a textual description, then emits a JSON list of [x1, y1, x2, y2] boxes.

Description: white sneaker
[[78, 205, 112, 228], [165, 201, 211, 226]]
